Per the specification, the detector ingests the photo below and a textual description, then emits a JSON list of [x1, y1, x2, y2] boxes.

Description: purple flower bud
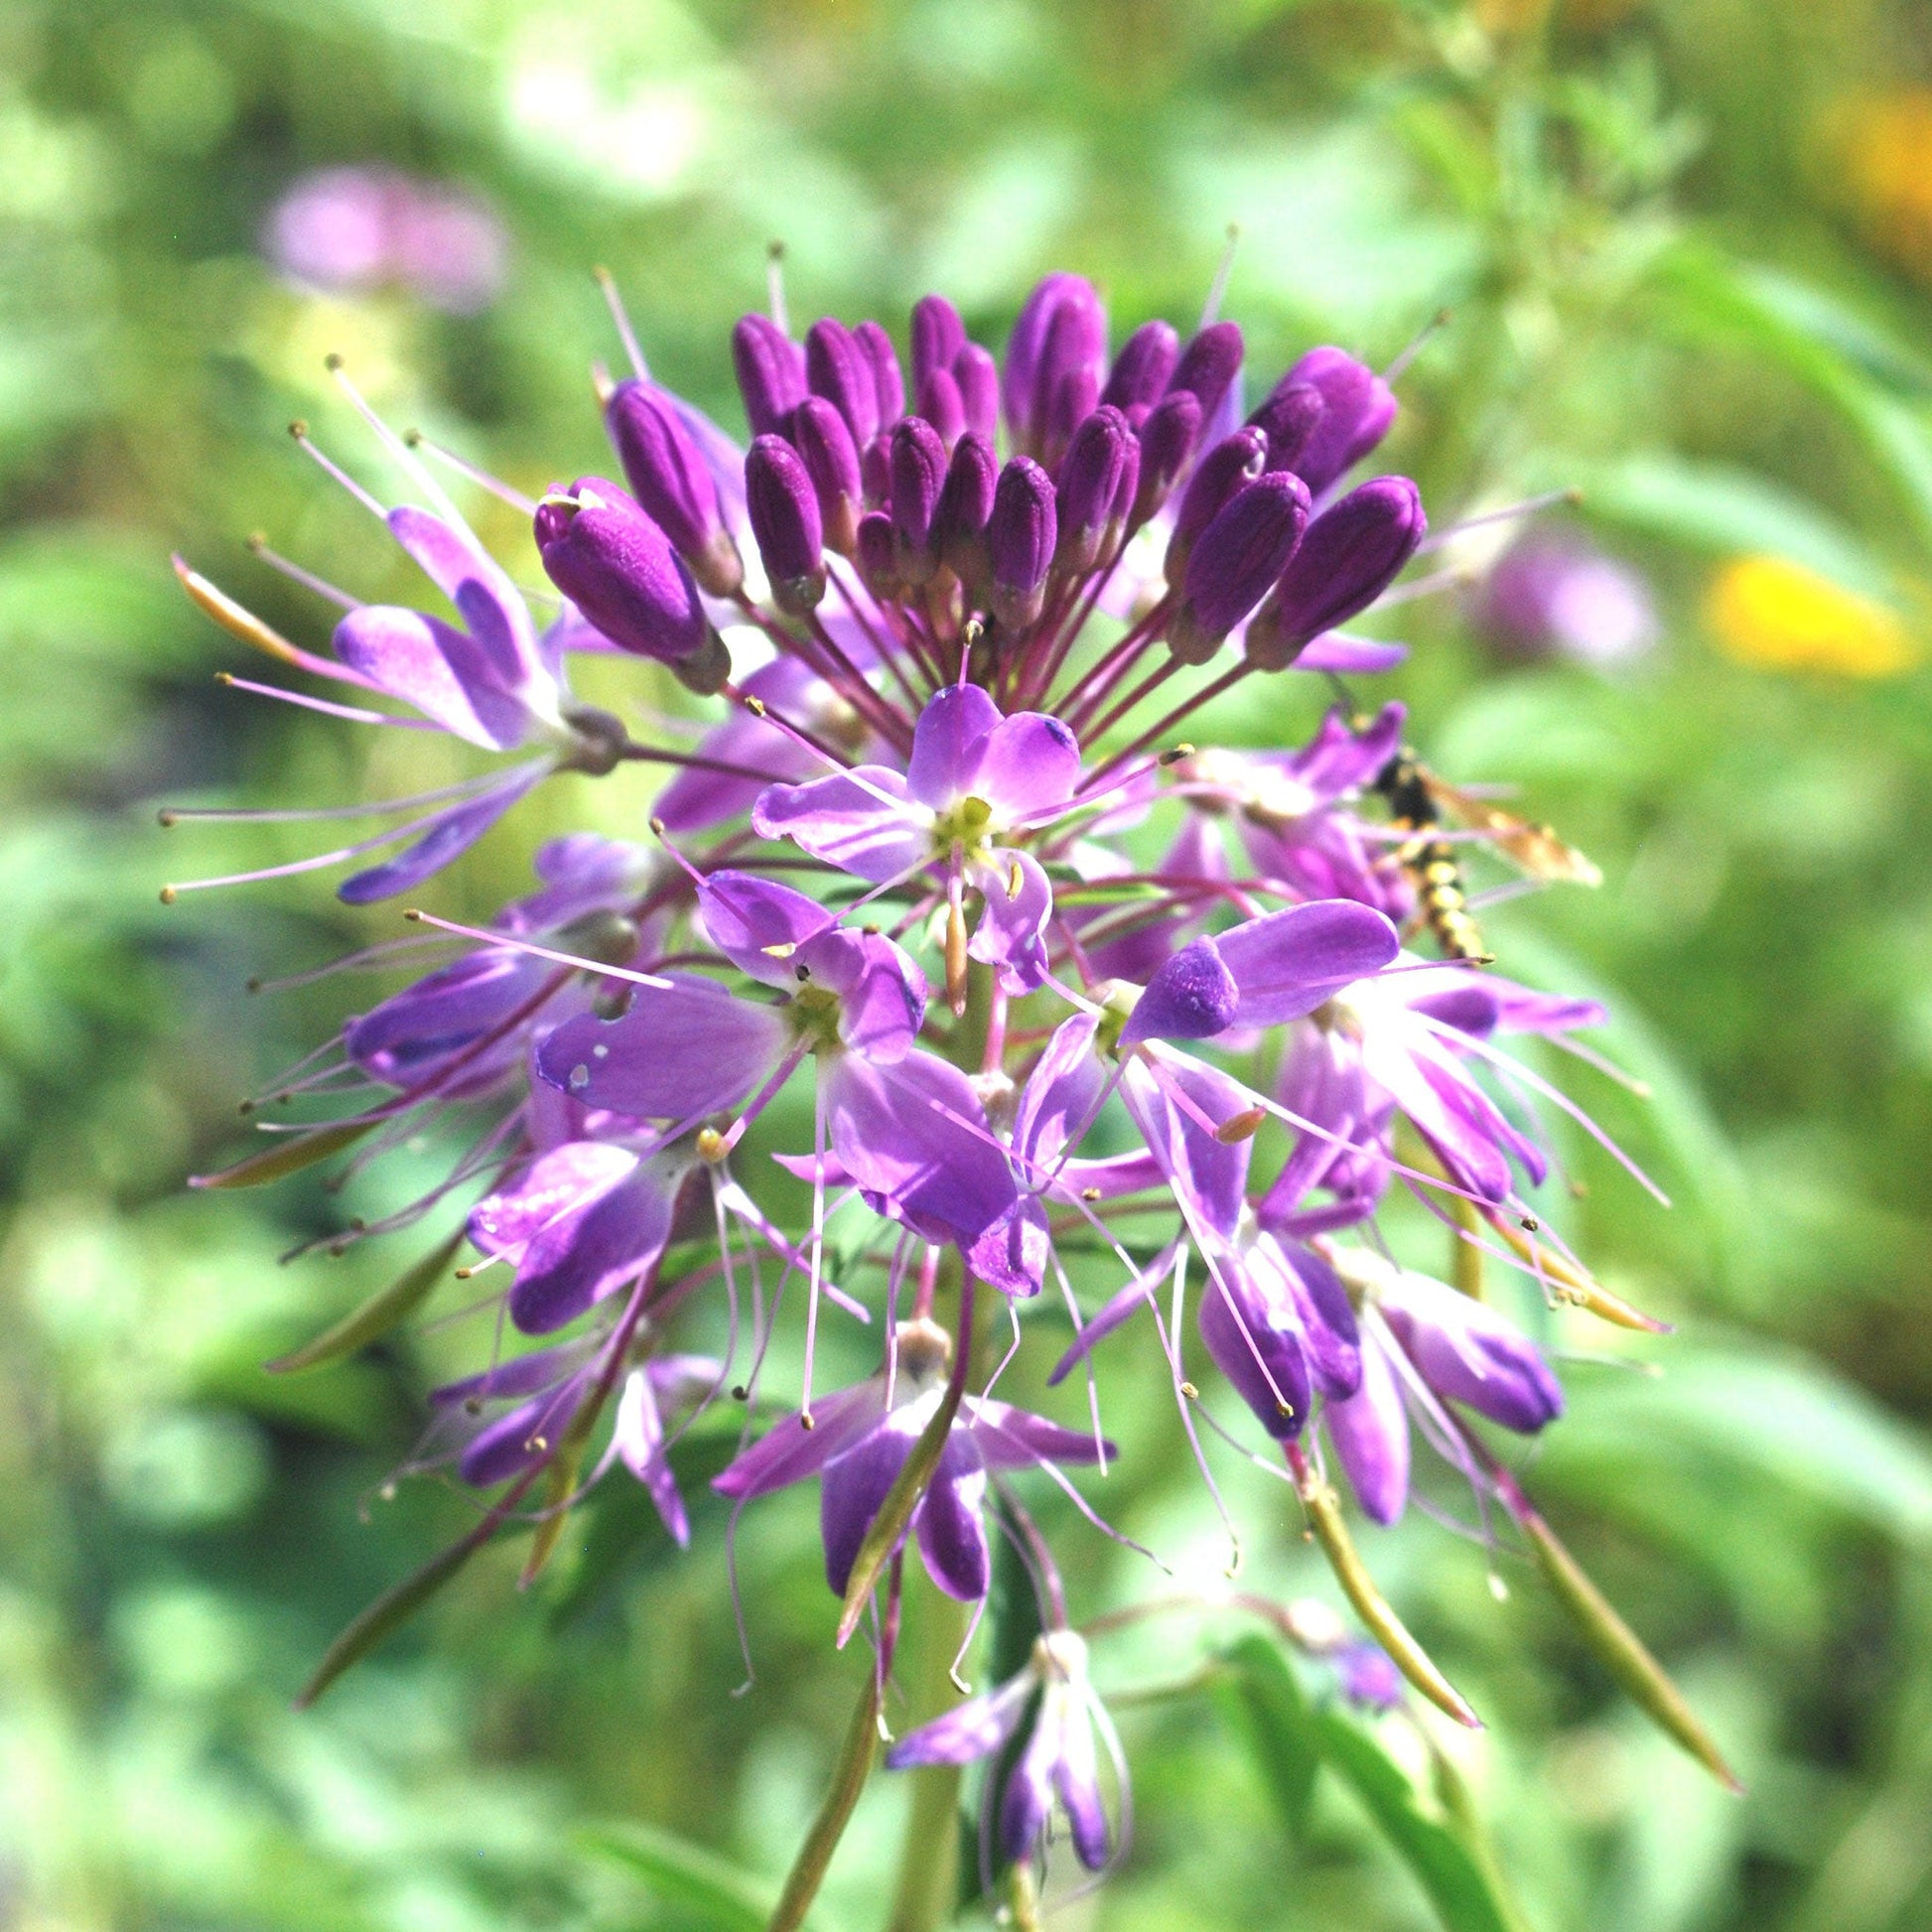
[[987, 456, 1056, 629], [535, 476, 712, 670], [604, 380, 743, 598], [889, 415, 948, 585], [1104, 429, 1142, 558], [1378, 1271, 1564, 1432], [1121, 935, 1238, 1044], [1248, 380, 1325, 478], [1100, 318, 1180, 412], [953, 342, 999, 441], [1003, 272, 1107, 459], [854, 319, 905, 429], [1247, 476, 1425, 669], [1170, 471, 1312, 662], [745, 433, 826, 616], [855, 508, 899, 596], [936, 431, 997, 589], [732, 313, 805, 439], [1278, 345, 1397, 495], [1163, 425, 1267, 590], [805, 317, 879, 450], [1053, 404, 1133, 576], [1332, 1641, 1405, 1711], [1131, 388, 1201, 525], [790, 396, 863, 558], [1325, 1334, 1409, 1524], [910, 293, 967, 393], [1167, 321, 1244, 430], [915, 365, 966, 446]]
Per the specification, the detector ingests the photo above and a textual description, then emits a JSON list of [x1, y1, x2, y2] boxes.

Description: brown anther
[[463, 1397, 483, 1417], [157, 809, 178, 828], [731, 1384, 749, 1401], [1007, 859, 1024, 899], [1215, 1106, 1266, 1145], [1081, 1186, 1101, 1201], [800, 1411, 816, 1432], [762, 941, 797, 958], [403, 908, 425, 921], [403, 427, 424, 447], [1520, 1215, 1539, 1231], [648, 815, 666, 838], [158, 886, 178, 904], [696, 1127, 730, 1164], [244, 977, 262, 994], [1159, 743, 1196, 765], [1178, 1380, 1199, 1400], [746, 696, 768, 717], [288, 419, 309, 439], [324, 351, 345, 371]]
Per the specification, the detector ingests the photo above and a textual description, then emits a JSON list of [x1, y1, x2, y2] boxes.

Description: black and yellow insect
[[1371, 747, 1599, 963]]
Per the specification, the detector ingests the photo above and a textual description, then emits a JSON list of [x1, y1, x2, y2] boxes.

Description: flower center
[[786, 983, 847, 1053], [930, 792, 997, 859]]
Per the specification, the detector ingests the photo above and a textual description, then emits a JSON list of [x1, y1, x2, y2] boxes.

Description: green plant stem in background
[[885, 1580, 972, 1932], [767, 1668, 885, 1932]]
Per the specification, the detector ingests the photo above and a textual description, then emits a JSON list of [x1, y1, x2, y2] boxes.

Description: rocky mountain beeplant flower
[[168, 260, 1739, 1916]]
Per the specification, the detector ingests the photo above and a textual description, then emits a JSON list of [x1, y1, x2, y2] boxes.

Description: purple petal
[[431, 1336, 589, 1408], [1380, 1272, 1564, 1432], [966, 1398, 1110, 1469], [1119, 1053, 1252, 1241], [819, 1406, 923, 1594], [614, 1366, 689, 1546], [1052, 1699, 1111, 1870], [1213, 899, 1400, 1026], [822, 1050, 1017, 1244], [338, 765, 546, 904], [469, 1140, 638, 1256], [345, 946, 550, 1090], [1265, 1236, 1361, 1399], [1199, 1259, 1313, 1440], [1000, 1712, 1057, 1863], [752, 769, 927, 884], [712, 1381, 884, 1501], [1119, 935, 1239, 1046], [386, 506, 541, 695], [333, 604, 531, 749], [796, 927, 928, 1061], [1013, 1013, 1106, 1170], [1325, 1330, 1410, 1525], [970, 712, 1083, 819], [914, 1438, 991, 1600], [507, 1160, 675, 1333], [1293, 631, 1409, 675], [968, 849, 1054, 995], [904, 683, 1003, 807], [885, 1672, 1035, 1769], [535, 978, 790, 1121], [696, 869, 837, 984], [965, 1196, 1051, 1299]]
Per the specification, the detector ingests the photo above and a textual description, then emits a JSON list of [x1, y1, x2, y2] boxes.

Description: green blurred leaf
[[193, 1120, 380, 1189], [1311, 1706, 1516, 1932], [1216, 1634, 1321, 1840], [1579, 453, 1895, 598], [578, 1820, 779, 1931], [264, 1229, 464, 1373]]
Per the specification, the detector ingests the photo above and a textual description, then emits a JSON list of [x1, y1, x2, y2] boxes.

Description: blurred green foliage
[[6, 0, 1932, 1927]]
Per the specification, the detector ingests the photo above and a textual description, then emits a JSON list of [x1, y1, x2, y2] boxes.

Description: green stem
[[884, 1579, 972, 1932], [767, 1669, 885, 1932]]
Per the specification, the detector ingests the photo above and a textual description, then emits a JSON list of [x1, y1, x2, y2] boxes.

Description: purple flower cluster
[[172, 265, 1684, 1883]]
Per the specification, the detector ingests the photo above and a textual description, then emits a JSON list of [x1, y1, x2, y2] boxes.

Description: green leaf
[[1216, 1634, 1321, 1840], [294, 1523, 489, 1709], [578, 1820, 779, 1931], [264, 1230, 464, 1374], [191, 1119, 380, 1190], [1313, 1707, 1518, 1932], [1578, 453, 1895, 599]]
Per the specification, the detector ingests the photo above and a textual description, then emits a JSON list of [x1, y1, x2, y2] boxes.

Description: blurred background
[[5, 0, 1932, 1927]]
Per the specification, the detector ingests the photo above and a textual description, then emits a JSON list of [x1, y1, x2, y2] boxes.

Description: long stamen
[[1382, 306, 1451, 385], [326, 355, 475, 535], [211, 671, 437, 730], [289, 419, 390, 521], [174, 555, 375, 687], [765, 240, 789, 334], [1416, 487, 1583, 556], [245, 532, 362, 611], [1200, 221, 1241, 329], [161, 767, 510, 827], [403, 429, 541, 515], [593, 266, 650, 381]]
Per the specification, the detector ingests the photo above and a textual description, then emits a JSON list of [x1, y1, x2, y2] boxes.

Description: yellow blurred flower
[[1705, 556, 1917, 678], [1832, 88, 1932, 282]]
